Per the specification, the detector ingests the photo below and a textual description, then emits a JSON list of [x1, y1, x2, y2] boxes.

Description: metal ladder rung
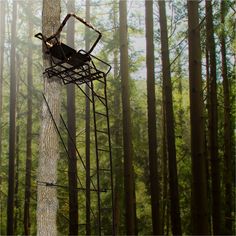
[[97, 148, 110, 152], [101, 207, 112, 211], [95, 111, 107, 117], [99, 168, 111, 172], [96, 78, 105, 84], [96, 129, 108, 135], [96, 94, 105, 100], [101, 188, 112, 192]]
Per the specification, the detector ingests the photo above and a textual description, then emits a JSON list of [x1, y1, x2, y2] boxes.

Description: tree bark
[[119, 0, 136, 234], [220, 1, 232, 234], [66, 1, 78, 235], [161, 92, 168, 235], [0, 1, 5, 232], [113, 1, 122, 234], [158, 1, 182, 235], [187, 1, 209, 234], [24, 3, 33, 234], [145, 1, 161, 235], [7, 1, 17, 234], [37, 1, 61, 235], [205, 1, 221, 234]]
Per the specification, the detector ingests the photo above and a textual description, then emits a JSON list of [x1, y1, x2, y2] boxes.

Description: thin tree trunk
[[145, 0, 161, 234], [158, 1, 182, 235], [113, 1, 122, 233], [0, 1, 5, 232], [205, 1, 221, 234], [187, 1, 209, 234], [119, 0, 136, 234], [66, 1, 78, 235], [14, 123, 19, 233], [161, 95, 168, 235], [7, 1, 17, 234], [37, 1, 61, 235], [205, 48, 212, 235], [85, 0, 91, 234], [220, 1, 232, 234], [24, 3, 33, 234]]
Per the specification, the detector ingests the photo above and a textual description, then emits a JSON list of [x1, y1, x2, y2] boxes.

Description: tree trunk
[[0, 2, 5, 232], [7, 1, 17, 234], [161, 94, 168, 235], [14, 123, 20, 233], [220, 1, 232, 234], [205, 1, 221, 234], [66, 1, 78, 235], [113, 1, 122, 234], [145, 0, 161, 234], [119, 0, 136, 234], [85, 0, 91, 234], [187, 1, 209, 234], [37, 1, 61, 235], [205, 48, 212, 235], [24, 3, 33, 234], [158, 1, 182, 235]]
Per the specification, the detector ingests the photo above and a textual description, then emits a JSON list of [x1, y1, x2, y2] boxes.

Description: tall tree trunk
[[119, 0, 136, 234], [66, 1, 78, 235], [37, 1, 61, 235], [113, 1, 122, 233], [145, 0, 161, 234], [205, 1, 221, 234], [85, 0, 91, 234], [161, 98, 168, 235], [187, 1, 209, 234], [158, 1, 182, 235], [14, 59, 20, 233], [24, 3, 33, 234], [220, 1, 232, 234], [205, 48, 212, 235], [14, 122, 19, 233], [0, 1, 5, 232], [7, 1, 17, 234]]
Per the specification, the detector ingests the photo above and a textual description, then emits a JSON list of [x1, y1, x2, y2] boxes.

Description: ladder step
[[90, 188, 108, 193], [101, 207, 112, 211], [96, 129, 108, 134], [97, 148, 110, 152], [96, 94, 105, 100], [101, 188, 112, 192], [99, 168, 111, 172], [95, 111, 107, 117], [97, 78, 105, 84]]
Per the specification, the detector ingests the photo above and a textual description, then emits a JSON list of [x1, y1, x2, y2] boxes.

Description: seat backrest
[[49, 43, 76, 60]]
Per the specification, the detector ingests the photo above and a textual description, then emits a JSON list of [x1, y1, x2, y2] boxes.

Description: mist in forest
[[0, 0, 235, 235]]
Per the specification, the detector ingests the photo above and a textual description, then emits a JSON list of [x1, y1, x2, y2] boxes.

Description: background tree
[[145, 0, 161, 234], [119, 0, 136, 234], [187, 0, 209, 234], [7, 0, 17, 234], [205, 1, 221, 234], [0, 1, 5, 233], [23, 2, 33, 235], [158, 1, 182, 234], [220, 1, 233, 234], [66, 0, 78, 235]]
